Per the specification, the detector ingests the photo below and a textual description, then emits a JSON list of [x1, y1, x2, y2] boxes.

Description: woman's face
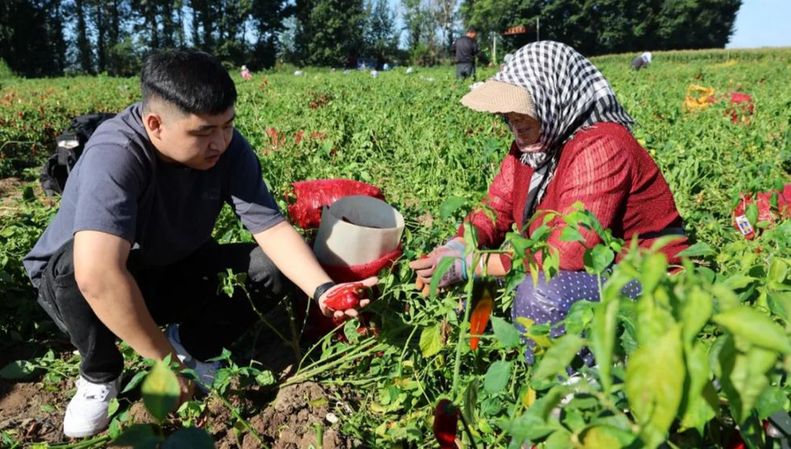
[[503, 112, 542, 152]]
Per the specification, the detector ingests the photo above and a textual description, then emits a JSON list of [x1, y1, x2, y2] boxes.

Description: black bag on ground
[[39, 112, 116, 196]]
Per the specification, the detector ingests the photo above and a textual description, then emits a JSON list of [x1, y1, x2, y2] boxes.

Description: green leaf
[[491, 316, 521, 348], [640, 252, 668, 294], [141, 360, 181, 423], [419, 324, 443, 357], [718, 337, 777, 424], [162, 427, 215, 449], [745, 202, 759, 228], [679, 342, 717, 433], [590, 299, 619, 393], [255, 370, 275, 386], [544, 429, 573, 449], [767, 258, 788, 285], [429, 256, 455, 297], [0, 360, 37, 380], [580, 425, 636, 448], [722, 274, 757, 290], [559, 226, 585, 242], [439, 196, 466, 219], [111, 424, 161, 448], [625, 325, 685, 449], [713, 307, 791, 353], [677, 242, 715, 258], [533, 335, 585, 381], [107, 398, 120, 419], [508, 387, 564, 441], [755, 385, 787, 419], [462, 379, 478, 426], [584, 244, 614, 274], [121, 370, 148, 394], [483, 360, 512, 394], [680, 287, 713, 344], [767, 290, 791, 323], [564, 300, 596, 335]]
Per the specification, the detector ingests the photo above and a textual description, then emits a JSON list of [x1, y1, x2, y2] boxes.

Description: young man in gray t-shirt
[[23, 49, 375, 438]]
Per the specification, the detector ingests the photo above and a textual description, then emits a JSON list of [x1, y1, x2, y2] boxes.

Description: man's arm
[[253, 221, 373, 318], [73, 230, 178, 361]]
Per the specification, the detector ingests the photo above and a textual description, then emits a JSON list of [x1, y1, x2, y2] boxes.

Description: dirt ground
[[0, 377, 359, 448], [0, 309, 361, 448]]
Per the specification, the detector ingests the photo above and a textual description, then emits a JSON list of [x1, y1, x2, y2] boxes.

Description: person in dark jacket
[[452, 29, 479, 79]]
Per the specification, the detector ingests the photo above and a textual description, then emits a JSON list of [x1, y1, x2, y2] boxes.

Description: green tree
[[74, 0, 94, 72], [401, 0, 430, 50], [656, 0, 742, 50], [363, 0, 398, 65], [250, 0, 292, 69], [0, 0, 66, 76], [459, 0, 742, 56], [294, 0, 366, 67]]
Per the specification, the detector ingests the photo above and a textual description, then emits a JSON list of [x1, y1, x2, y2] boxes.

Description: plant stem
[[211, 389, 269, 448], [284, 339, 384, 386], [451, 254, 477, 397]]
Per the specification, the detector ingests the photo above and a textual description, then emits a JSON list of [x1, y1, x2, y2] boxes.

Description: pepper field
[[0, 48, 789, 448]]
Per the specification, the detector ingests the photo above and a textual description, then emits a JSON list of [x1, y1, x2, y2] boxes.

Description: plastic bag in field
[[732, 184, 791, 239], [285, 179, 385, 229], [684, 84, 716, 111], [726, 92, 754, 124]]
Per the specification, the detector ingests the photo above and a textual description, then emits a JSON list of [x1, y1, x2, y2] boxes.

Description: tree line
[[1, 0, 741, 78]]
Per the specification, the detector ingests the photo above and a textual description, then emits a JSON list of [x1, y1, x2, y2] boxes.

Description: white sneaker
[[165, 324, 220, 393], [63, 375, 121, 438]]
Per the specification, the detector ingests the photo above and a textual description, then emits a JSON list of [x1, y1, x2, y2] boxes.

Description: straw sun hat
[[460, 80, 536, 118]]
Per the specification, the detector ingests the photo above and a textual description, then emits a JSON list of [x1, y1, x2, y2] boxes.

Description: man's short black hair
[[141, 49, 236, 115]]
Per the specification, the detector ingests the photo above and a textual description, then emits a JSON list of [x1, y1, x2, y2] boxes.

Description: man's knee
[[247, 246, 289, 298]]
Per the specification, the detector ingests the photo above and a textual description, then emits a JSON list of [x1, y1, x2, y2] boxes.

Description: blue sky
[[727, 0, 791, 48], [387, 0, 791, 50]]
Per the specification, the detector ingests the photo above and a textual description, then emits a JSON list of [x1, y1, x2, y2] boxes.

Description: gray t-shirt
[[24, 103, 284, 287]]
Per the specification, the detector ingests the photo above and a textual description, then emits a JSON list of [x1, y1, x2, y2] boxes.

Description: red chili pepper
[[469, 284, 494, 351], [324, 282, 366, 311], [433, 399, 459, 449]]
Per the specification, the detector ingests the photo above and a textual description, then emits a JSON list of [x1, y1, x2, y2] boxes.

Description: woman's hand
[[409, 238, 469, 296], [317, 277, 377, 320]]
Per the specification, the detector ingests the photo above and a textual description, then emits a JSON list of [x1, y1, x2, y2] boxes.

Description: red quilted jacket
[[457, 122, 688, 271]]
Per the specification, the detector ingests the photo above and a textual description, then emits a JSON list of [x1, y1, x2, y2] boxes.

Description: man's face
[[145, 104, 235, 170], [503, 112, 542, 153]]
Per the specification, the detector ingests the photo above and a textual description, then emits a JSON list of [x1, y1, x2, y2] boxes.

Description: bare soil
[[0, 315, 360, 447]]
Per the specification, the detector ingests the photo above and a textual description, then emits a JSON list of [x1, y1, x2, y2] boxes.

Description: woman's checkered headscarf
[[494, 41, 634, 218]]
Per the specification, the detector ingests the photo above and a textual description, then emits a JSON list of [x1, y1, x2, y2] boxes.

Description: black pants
[[456, 62, 476, 79], [36, 239, 288, 383]]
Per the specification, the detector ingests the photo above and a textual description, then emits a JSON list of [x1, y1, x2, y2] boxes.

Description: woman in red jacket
[[410, 41, 688, 362]]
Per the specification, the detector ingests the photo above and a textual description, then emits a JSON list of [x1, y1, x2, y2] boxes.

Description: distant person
[[240, 64, 252, 80], [452, 28, 479, 80], [631, 51, 652, 70], [23, 49, 376, 438]]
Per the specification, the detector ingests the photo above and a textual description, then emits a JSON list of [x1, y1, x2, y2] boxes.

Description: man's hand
[[409, 238, 470, 296], [177, 373, 195, 404], [318, 276, 377, 320]]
